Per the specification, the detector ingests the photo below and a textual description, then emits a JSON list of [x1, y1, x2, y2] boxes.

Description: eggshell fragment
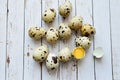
[[93, 47, 104, 58]]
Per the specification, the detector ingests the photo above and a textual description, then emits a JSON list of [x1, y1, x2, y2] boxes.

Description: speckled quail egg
[[68, 16, 83, 30], [75, 36, 91, 49], [59, 1, 72, 18], [46, 27, 59, 44], [46, 53, 59, 70], [58, 47, 72, 62], [33, 45, 48, 62], [80, 24, 96, 37], [42, 8, 56, 23], [28, 27, 46, 40], [58, 23, 71, 39]]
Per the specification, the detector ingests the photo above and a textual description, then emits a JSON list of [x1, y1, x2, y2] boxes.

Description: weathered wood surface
[[24, 0, 42, 80], [5, 0, 24, 80], [93, 0, 113, 79], [110, 0, 120, 80], [0, 0, 120, 80], [58, 0, 77, 80], [76, 0, 95, 80], [0, 0, 7, 80]]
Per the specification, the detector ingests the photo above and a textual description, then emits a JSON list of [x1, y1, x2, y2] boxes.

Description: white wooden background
[[0, 0, 120, 80]]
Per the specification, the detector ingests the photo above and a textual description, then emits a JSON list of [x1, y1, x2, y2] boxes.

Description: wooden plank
[[6, 0, 24, 80], [58, 0, 77, 80], [93, 0, 113, 80], [0, 0, 7, 79], [41, 0, 59, 80], [76, 0, 95, 80], [110, 0, 120, 79], [24, 0, 42, 80]]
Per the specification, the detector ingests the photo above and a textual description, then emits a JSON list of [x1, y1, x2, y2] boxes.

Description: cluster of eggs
[[33, 46, 72, 70], [29, 1, 97, 70]]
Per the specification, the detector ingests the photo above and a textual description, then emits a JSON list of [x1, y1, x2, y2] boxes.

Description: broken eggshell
[[72, 47, 85, 59], [93, 47, 104, 58]]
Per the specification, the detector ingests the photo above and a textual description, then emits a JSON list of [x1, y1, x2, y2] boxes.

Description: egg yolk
[[73, 47, 85, 59]]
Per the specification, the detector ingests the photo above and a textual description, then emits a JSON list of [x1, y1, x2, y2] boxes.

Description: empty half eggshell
[[72, 47, 85, 59], [93, 47, 104, 58]]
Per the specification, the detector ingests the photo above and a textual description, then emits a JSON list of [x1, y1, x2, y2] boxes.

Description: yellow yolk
[[73, 47, 85, 59]]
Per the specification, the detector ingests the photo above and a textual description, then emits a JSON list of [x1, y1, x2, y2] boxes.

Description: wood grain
[[6, 0, 24, 80], [0, 0, 7, 80], [58, 0, 77, 80], [93, 0, 113, 80], [41, 0, 59, 80], [110, 0, 120, 79], [24, 0, 42, 80], [0, 0, 119, 80], [76, 0, 95, 80]]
